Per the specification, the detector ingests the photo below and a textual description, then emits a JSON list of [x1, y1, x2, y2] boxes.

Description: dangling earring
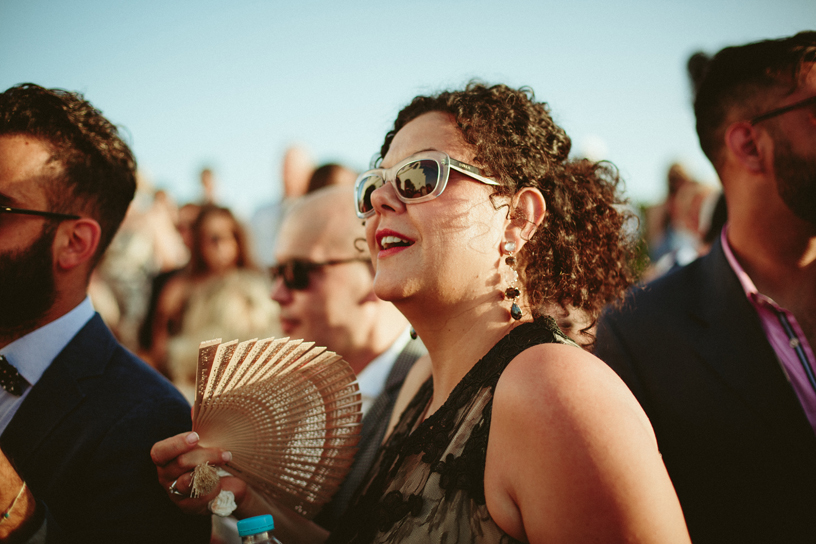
[[503, 241, 522, 321], [410, 327, 418, 340]]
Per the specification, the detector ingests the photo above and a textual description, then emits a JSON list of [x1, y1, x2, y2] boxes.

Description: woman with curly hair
[[152, 83, 689, 543]]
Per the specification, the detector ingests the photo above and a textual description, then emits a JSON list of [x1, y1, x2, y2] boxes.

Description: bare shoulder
[[485, 343, 689, 543], [496, 343, 654, 439]]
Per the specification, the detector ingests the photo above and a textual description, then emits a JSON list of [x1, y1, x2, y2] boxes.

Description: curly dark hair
[[691, 31, 816, 172], [0, 83, 137, 264], [378, 82, 638, 324]]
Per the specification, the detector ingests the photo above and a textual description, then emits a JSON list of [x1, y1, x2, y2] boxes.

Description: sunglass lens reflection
[[395, 159, 439, 199], [358, 174, 385, 215]]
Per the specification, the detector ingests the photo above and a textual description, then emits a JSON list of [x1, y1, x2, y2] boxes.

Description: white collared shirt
[[355, 328, 412, 416], [0, 297, 95, 434]]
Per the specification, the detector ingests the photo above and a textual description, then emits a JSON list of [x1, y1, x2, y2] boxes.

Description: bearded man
[[596, 32, 816, 544], [0, 84, 210, 542]]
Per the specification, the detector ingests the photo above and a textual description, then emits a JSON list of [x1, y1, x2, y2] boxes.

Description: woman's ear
[[54, 218, 102, 271], [504, 187, 546, 252]]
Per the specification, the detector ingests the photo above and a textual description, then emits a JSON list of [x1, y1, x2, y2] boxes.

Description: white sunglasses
[[354, 150, 499, 218]]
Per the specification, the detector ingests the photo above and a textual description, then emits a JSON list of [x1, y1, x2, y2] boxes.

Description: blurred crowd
[[86, 146, 724, 403], [91, 152, 726, 386], [3, 30, 816, 544], [90, 148, 359, 402]]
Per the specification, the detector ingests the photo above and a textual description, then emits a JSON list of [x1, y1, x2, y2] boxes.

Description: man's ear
[[54, 218, 101, 271], [504, 187, 546, 252], [725, 121, 766, 174]]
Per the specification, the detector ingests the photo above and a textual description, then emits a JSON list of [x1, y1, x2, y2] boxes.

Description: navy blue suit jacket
[[1, 314, 210, 543], [595, 239, 816, 543]]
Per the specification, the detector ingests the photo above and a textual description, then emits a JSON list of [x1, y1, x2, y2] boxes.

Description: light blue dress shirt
[[0, 296, 95, 434]]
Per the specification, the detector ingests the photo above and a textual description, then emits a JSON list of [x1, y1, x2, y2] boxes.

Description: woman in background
[[150, 204, 260, 376]]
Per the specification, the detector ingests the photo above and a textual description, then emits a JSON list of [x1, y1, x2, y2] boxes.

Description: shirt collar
[[356, 327, 413, 399], [0, 297, 95, 386], [721, 226, 778, 307]]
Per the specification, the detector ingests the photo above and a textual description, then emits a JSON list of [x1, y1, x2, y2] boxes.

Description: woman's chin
[[373, 276, 416, 304]]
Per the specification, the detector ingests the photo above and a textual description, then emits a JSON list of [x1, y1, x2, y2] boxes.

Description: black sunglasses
[[749, 95, 816, 125], [0, 206, 80, 221], [270, 257, 370, 290]]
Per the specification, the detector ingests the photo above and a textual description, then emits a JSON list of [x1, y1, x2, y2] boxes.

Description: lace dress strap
[[328, 316, 574, 544]]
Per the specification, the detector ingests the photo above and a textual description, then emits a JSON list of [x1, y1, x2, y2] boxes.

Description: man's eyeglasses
[[749, 95, 816, 125], [0, 206, 80, 221], [270, 257, 371, 291], [354, 150, 500, 219]]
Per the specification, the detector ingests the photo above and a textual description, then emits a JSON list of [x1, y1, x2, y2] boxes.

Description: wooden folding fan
[[191, 336, 362, 518]]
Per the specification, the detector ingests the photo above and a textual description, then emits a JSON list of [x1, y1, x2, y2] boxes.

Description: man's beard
[[0, 225, 58, 336], [772, 130, 816, 226]]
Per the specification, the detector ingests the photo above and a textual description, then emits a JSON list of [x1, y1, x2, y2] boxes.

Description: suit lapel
[[359, 339, 426, 446], [1, 315, 115, 461], [353, 339, 425, 479], [686, 241, 815, 440], [317, 339, 426, 528]]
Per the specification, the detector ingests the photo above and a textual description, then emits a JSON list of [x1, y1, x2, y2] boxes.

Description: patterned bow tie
[[0, 354, 25, 396]]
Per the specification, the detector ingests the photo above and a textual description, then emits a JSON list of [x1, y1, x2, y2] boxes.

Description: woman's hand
[[150, 431, 246, 516], [151, 432, 330, 543]]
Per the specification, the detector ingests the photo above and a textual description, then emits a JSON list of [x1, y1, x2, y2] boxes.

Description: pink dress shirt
[[722, 228, 816, 433]]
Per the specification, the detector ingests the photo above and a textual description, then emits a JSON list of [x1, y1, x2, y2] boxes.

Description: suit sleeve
[[594, 314, 652, 414], [31, 392, 210, 544], [71, 395, 210, 543]]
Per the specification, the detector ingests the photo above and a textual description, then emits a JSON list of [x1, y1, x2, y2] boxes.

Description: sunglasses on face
[[0, 206, 80, 221], [269, 257, 371, 290], [750, 94, 816, 125], [354, 150, 500, 219]]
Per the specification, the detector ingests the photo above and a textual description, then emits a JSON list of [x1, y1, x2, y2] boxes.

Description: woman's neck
[[398, 295, 531, 414]]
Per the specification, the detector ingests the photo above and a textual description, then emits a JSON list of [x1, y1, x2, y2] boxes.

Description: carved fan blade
[[192, 336, 362, 518]]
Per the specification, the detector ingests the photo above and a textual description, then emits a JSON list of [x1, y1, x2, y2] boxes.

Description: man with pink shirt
[[596, 32, 816, 544]]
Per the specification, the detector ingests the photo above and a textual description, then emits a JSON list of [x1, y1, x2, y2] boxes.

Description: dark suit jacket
[[1, 314, 211, 543], [314, 339, 426, 530], [595, 239, 816, 543]]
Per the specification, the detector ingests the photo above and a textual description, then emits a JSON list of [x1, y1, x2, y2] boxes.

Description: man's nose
[[270, 277, 292, 305]]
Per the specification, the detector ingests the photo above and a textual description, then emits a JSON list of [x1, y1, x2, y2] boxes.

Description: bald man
[[250, 159, 355, 268], [271, 185, 425, 528]]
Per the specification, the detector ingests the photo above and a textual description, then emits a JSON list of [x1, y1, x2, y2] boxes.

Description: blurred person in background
[[596, 32, 816, 543], [643, 163, 696, 262], [0, 82, 209, 542], [305, 163, 357, 193], [137, 201, 201, 360], [150, 204, 265, 377], [166, 265, 280, 403], [92, 172, 189, 350], [200, 166, 218, 205], [644, 178, 720, 280], [250, 145, 315, 268], [207, 185, 423, 543], [185, 185, 424, 542], [273, 185, 423, 530]]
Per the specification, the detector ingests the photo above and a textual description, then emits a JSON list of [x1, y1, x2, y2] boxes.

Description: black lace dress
[[327, 317, 577, 544]]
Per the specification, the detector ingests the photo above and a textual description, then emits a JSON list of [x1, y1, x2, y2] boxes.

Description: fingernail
[[186, 432, 200, 445], [222, 451, 232, 463]]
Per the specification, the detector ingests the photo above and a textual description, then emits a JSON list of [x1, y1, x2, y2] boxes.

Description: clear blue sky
[[2, 0, 813, 219]]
